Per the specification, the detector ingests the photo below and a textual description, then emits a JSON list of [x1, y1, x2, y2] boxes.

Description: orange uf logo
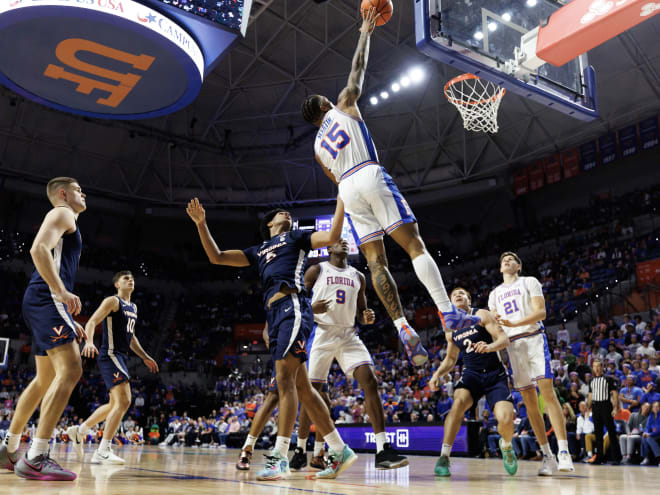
[[43, 39, 155, 108]]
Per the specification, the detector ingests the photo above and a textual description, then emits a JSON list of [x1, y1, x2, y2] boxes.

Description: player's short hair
[[500, 251, 522, 274], [260, 209, 287, 241], [112, 270, 133, 285], [449, 287, 471, 304], [301, 95, 324, 124], [46, 177, 78, 202]]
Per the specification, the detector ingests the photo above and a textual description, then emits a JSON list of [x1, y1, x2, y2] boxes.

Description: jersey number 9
[[336, 289, 346, 304]]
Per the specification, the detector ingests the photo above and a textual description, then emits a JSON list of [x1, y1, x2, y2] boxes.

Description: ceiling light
[[474, 31, 484, 40], [502, 12, 512, 21], [391, 82, 400, 92], [488, 22, 497, 31], [380, 91, 389, 99], [400, 76, 411, 87], [526, 0, 537, 6], [409, 67, 424, 83], [370, 96, 378, 105]]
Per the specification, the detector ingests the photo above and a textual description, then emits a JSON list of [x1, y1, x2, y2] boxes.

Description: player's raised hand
[[360, 7, 380, 34], [143, 356, 159, 373], [81, 341, 98, 358], [186, 198, 206, 225], [362, 308, 375, 324], [73, 321, 87, 343], [312, 299, 331, 314]]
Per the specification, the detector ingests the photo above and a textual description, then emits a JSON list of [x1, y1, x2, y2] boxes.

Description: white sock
[[540, 443, 552, 457], [411, 252, 452, 312], [5, 433, 20, 453], [557, 439, 569, 453], [441, 443, 452, 457], [314, 440, 325, 456], [297, 436, 307, 450], [99, 439, 111, 452], [274, 436, 290, 457], [79, 422, 91, 437], [323, 429, 345, 453], [393, 317, 413, 334], [375, 432, 387, 453], [27, 437, 50, 460], [587, 450, 593, 457], [242, 434, 257, 450], [500, 439, 512, 450]]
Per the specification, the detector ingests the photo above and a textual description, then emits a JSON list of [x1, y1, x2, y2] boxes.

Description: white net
[[444, 74, 505, 133]]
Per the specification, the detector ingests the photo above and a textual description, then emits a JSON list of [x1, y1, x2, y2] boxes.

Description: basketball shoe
[[499, 438, 518, 475], [434, 455, 450, 477], [236, 448, 252, 470], [289, 446, 307, 471], [14, 452, 77, 481], [538, 454, 557, 476], [310, 453, 327, 470], [438, 304, 481, 331], [91, 447, 125, 465], [67, 426, 84, 459], [315, 445, 358, 479], [398, 324, 428, 366], [557, 450, 575, 472], [375, 443, 408, 469], [256, 451, 290, 481], [0, 443, 19, 471]]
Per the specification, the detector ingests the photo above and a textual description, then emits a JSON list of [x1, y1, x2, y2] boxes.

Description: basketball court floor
[[1, 445, 656, 494]]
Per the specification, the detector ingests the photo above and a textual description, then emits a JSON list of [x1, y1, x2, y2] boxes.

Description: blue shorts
[[456, 367, 513, 409], [98, 352, 130, 391], [22, 285, 76, 356], [266, 294, 313, 362]]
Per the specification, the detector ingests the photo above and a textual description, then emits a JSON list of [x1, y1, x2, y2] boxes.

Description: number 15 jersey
[[488, 276, 545, 340], [311, 262, 361, 329]]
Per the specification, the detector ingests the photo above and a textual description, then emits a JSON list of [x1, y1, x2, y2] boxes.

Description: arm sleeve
[[525, 277, 544, 297], [242, 245, 258, 266], [290, 229, 314, 251]]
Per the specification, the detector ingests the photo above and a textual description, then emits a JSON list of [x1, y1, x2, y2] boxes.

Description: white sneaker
[[67, 426, 84, 459], [538, 455, 557, 476], [91, 448, 125, 465], [557, 451, 575, 472]]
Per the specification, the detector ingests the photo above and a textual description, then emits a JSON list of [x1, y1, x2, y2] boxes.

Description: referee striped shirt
[[589, 375, 617, 402]]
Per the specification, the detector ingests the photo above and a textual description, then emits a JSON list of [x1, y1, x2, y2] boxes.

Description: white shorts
[[307, 324, 373, 382], [506, 332, 553, 391], [338, 164, 416, 245]]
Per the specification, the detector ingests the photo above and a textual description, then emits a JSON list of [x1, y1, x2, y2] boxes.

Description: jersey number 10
[[127, 318, 135, 335], [321, 123, 350, 160]]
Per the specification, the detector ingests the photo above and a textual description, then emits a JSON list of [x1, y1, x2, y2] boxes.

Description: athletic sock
[[441, 443, 452, 457], [314, 441, 325, 457], [242, 434, 257, 450], [500, 439, 512, 450], [27, 437, 50, 460], [411, 251, 452, 313], [375, 432, 387, 453], [274, 436, 290, 458], [393, 317, 415, 336], [540, 443, 552, 457], [5, 433, 20, 453], [79, 422, 91, 437], [557, 439, 569, 453], [99, 439, 111, 452], [297, 436, 307, 450], [324, 429, 345, 453]]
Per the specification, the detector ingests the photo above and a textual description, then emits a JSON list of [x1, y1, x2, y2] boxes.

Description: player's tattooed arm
[[430, 336, 459, 391], [474, 309, 510, 353]]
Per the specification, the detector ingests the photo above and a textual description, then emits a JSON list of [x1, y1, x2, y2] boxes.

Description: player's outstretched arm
[[130, 336, 159, 373], [430, 337, 459, 391], [474, 310, 510, 353], [337, 8, 379, 112], [186, 198, 250, 267], [310, 196, 344, 249], [82, 296, 119, 358]]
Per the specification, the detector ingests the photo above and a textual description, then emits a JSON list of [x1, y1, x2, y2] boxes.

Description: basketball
[[360, 0, 393, 26]]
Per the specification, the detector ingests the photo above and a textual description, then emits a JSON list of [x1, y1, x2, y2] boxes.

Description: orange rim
[[444, 73, 506, 106]]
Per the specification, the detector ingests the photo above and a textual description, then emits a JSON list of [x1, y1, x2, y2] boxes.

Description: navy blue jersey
[[100, 296, 137, 355], [451, 309, 502, 371], [28, 220, 82, 293], [243, 229, 314, 306]]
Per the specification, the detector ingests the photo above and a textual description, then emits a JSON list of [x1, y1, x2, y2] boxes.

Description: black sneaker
[[375, 443, 409, 469], [289, 447, 307, 471]]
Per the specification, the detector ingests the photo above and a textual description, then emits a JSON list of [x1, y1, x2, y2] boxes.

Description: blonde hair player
[[302, 8, 479, 366], [488, 252, 575, 475]]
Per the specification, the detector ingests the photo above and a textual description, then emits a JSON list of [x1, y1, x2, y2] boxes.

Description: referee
[[587, 358, 622, 464]]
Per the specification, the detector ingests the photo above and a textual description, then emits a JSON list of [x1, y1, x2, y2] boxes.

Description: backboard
[[415, 0, 599, 121]]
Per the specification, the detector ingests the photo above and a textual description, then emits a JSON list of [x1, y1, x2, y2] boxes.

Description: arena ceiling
[[0, 0, 659, 209]]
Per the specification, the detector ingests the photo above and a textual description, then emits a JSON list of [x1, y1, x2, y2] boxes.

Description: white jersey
[[313, 107, 379, 183], [311, 261, 361, 329], [488, 276, 545, 340]]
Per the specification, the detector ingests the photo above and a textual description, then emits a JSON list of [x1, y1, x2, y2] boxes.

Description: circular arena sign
[[0, 0, 206, 119]]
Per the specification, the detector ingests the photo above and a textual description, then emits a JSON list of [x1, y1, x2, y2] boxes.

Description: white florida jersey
[[313, 107, 379, 183], [311, 262, 362, 328], [488, 276, 545, 339]]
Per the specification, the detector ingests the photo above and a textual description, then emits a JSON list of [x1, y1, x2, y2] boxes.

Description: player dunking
[[187, 197, 356, 481], [0, 177, 86, 481], [68, 271, 158, 464], [488, 252, 575, 475], [429, 287, 516, 477], [290, 239, 408, 470], [301, 9, 478, 366]]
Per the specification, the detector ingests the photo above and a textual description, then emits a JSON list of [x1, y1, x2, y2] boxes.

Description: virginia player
[[488, 252, 574, 474], [0, 177, 86, 481], [187, 197, 357, 481], [301, 9, 479, 366], [68, 271, 158, 464], [429, 287, 516, 477]]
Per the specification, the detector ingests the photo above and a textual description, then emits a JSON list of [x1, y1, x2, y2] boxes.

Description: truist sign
[[0, 0, 240, 119], [336, 424, 469, 454]]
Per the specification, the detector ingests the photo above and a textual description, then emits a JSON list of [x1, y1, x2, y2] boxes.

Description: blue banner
[[335, 424, 468, 454]]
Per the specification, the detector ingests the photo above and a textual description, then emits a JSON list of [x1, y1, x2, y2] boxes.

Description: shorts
[[98, 352, 130, 391], [22, 285, 76, 356], [506, 332, 553, 391], [455, 367, 512, 409], [266, 294, 313, 362], [307, 323, 373, 382], [338, 164, 416, 245]]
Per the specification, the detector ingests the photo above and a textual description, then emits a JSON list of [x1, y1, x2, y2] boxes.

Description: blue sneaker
[[438, 304, 481, 331], [398, 324, 428, 366], [315, 445, 358, 479], [256, 451, 290, 481]]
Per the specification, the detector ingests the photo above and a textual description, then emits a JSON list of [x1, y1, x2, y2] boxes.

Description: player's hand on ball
[[360, 7, 379, 33], [474, 341, 490, 353], [73, 321, 87, 343], [312, 299, 331, 314], [144, 357, 159, 373], [186, 198, 206, 225], [81, 342, 98, 358], [362, 308, 375, 324]]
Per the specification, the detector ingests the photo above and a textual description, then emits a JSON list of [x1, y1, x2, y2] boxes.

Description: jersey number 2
[[462, 338, 474, 354], [321, 123, 350, 159]]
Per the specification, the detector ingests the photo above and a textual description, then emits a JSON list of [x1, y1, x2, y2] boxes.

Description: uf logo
[[43, 39, 155, 108]]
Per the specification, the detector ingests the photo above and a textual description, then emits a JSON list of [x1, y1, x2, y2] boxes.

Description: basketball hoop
[[444, 74, 506, 133]]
